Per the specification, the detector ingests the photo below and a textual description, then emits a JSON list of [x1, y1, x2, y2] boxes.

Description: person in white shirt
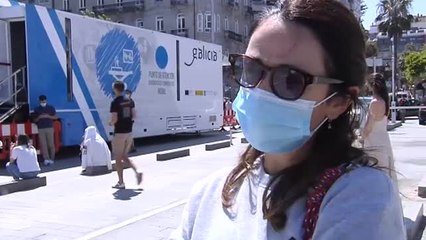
[[6, 135, 41, 181], [80, 126, 112, 174]]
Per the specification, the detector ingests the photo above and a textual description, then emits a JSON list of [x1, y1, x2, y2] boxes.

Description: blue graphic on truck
[[95, 28, 141, 98]]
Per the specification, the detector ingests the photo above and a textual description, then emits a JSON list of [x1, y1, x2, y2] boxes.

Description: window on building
[[216, 14, 220, 32], [244, 0, 249, 6], [97, 0, 104, 6], [177, 14, 185, 31], [79, 0, 86, 9], [116, 0, 123, 5], [224, 17, 229, 31], [235, 20, 239, 34], [63, 0, 69, 10], [136, 19, 143, 28], [197, 13, 204, 32], [204, 12, 212, 32], [156, 16, 164, 32], [244, 25, 249, 37]]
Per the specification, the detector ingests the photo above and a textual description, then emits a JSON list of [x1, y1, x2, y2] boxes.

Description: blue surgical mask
[[40, 103, 47, 107], [233, 88, 336, 153]]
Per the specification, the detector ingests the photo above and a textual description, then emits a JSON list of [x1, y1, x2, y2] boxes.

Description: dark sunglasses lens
[[272, 68, 305, 99], [232, 56, 263, 88]]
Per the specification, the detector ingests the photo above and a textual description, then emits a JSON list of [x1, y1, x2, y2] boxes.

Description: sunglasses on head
[[228, 54, 343, 100]]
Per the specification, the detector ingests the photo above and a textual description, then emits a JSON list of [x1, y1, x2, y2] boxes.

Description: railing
[[0, 66, 26, 123], [225, 30, 243, 43], [171, 29, 189, 37], [93, 0, 144, 13], [171, 0, 188, 5]]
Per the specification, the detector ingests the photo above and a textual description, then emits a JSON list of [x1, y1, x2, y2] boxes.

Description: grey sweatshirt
[[170, 163, 406, 240]]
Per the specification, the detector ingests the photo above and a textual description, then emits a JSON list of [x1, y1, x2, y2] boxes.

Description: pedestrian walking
[[110, 81, 142, 189], [6, 135, 40, 181], [170, 0, 405, 239], [32, 95, 57, 166], [125, 89, 137, 153]]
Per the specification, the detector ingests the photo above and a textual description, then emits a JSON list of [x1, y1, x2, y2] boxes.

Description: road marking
[[75, 199, 188, 240]]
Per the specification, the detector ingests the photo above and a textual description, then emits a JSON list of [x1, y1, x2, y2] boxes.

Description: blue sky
[[362, 0, 426, 29]]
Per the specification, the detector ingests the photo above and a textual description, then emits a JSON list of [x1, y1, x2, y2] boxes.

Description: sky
[[362, 0, 426, 29]]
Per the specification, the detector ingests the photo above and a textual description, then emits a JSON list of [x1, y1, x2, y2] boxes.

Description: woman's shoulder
[[189, 167, 233, 199], [314, 166, 405, 239], [327, 166, 396, 199]]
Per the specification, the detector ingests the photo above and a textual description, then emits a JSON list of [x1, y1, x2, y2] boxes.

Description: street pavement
[[0, 130, 247, 240], [1, 120, 426, 240]]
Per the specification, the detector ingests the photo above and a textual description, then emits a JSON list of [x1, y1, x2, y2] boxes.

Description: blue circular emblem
[[96, 29, 141, 98], [155, 46, 168, 69]]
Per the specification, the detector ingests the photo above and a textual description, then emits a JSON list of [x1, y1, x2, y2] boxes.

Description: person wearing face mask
[[170, 0, 405, 239], [33, 95, 57, 166]]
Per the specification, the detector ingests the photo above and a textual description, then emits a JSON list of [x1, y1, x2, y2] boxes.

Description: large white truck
[[0, 1, 223, 158]]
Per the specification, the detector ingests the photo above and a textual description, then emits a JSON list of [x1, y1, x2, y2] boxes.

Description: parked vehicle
[[353, 96, 373, 129]]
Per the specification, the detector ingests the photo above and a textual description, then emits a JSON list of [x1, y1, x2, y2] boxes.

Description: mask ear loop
[[311, 92, 338, 133], [314, 92, 338, 108]]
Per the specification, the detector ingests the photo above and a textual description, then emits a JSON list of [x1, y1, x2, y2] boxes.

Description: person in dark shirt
[[33, 95, 57, 166], [110, 81, 142, 189], [125, 89, 137, 153]]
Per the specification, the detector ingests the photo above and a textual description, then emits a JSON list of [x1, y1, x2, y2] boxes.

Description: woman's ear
[[327, 87, 359, 120]]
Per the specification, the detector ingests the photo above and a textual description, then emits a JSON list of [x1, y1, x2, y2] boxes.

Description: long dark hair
[[222, 0, 369, 231], [369, 73, 390, 116]]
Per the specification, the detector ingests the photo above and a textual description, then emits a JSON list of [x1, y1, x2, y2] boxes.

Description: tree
[[402, 46, 426, 86], [80, 10, 111, 21], [376, 0, 413, 88]]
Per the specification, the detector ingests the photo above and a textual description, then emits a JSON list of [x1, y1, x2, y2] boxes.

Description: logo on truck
[[95, 28, 141, 98], [184, 45, 218, 66]]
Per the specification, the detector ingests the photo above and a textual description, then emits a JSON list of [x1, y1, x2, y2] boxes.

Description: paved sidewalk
[[0, 131, 246, 240]]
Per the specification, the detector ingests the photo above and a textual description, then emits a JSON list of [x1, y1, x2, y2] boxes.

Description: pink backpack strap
[[303, 166, 345, 240]]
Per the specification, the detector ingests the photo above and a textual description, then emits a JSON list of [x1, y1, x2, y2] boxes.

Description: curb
[[0, 176, 47, 196], [205, 141, 231, 151], [387, 122, 402, 131], [417, 176, 426, 198], [156, 149, 190, 161]]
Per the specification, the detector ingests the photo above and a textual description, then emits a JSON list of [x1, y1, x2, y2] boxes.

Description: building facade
[[20, 0, 363, 99]]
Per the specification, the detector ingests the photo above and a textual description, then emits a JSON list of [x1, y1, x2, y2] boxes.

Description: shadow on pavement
[[112, 188, 144, 201], [0, 130, 237, 176]]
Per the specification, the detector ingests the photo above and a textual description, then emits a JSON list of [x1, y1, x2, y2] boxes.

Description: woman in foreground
[[170, 0, 405, 239]]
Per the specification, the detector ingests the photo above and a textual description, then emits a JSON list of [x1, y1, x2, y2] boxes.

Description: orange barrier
[[223, 109, 238, 127], [0, 120, 61, 161], [53, 121, 62, 153]]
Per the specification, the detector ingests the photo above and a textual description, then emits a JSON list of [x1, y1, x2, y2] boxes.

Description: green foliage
[[376, 0, 413, 38], [403, 46, 426, 85], [80, 10, 111, 21]]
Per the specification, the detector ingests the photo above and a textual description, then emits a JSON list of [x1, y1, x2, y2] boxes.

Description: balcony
[[171, 0, 188, 5], [171, 29, 189, 38], [93, 0, 144, 13], [225, 30, 243, 43], [228, 0, 239, 7]]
